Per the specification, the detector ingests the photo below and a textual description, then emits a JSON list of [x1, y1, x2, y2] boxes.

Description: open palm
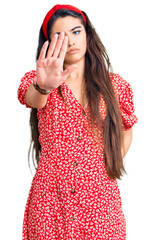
[[36, 32, 77, 90]]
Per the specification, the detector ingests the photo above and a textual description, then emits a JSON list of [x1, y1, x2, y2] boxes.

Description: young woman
[[18, 4, 138, 240]]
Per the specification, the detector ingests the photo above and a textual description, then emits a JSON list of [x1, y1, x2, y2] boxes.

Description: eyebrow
[[70, 26, 82, 31]]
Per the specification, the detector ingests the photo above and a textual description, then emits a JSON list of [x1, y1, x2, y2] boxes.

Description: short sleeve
[[17, 70, 36, 108], [112, 73, 138, 131]]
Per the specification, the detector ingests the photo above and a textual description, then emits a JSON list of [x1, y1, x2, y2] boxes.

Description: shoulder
[[24, 70, 36, 78], [109, 72, 133, 100], [110, 72, 130, 89], [109, 73, 138, 130], [19, 70, 37, 85]]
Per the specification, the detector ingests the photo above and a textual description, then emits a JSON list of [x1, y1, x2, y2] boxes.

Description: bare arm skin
[[25, 32, 77, 109], [25, 84, 50, 109], [121, 128, 133, 158]]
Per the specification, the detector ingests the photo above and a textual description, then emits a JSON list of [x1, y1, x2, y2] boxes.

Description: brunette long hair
[[29, 9, 125, 180]]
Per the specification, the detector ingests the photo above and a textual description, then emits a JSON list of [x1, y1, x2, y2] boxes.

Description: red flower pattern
[[17, 71, 137, 239]]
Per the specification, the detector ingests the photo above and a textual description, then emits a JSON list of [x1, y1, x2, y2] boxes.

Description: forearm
[[121, 128, 133, 158], [25, 84, 50, 109]]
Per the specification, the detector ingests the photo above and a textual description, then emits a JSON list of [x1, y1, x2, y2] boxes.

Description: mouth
[[67, 49, 79, 55]]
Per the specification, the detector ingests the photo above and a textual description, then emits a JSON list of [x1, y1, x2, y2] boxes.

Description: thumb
[[62, 64, 78, 79]]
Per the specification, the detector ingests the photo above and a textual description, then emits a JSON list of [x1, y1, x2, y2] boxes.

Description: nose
[[67, 35, 75, 47]]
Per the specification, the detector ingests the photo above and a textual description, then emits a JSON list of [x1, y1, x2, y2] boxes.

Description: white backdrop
[[0, 0, 155, 239]]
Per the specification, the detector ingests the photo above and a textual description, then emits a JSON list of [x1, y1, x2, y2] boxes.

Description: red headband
[[42, 4, 87, 39]]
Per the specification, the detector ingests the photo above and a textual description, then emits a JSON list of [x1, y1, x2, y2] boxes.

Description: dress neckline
[[62, 82, 89, 111]]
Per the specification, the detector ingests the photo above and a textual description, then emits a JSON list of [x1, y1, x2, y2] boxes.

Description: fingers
[[38, 41, 49, 61], [58, 36, 68, 60], [39, 32, 68, 60], [46, 33, 59, 58], [62, 64, 78, 80], [52, 32, 66, 58]]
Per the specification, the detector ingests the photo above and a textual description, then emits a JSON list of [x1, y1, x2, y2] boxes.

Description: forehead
[[51, 16, 84, 33]]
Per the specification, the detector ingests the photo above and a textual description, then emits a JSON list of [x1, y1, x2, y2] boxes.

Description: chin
[[64, 55, 85, 65]]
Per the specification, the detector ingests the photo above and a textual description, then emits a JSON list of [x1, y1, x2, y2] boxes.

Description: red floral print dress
[[17, 71, 138, 240]]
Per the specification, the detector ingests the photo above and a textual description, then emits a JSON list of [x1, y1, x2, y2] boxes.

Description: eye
[[73, 30, 81, 35]]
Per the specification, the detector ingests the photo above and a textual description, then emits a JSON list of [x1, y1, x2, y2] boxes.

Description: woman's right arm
[[25, 84, 50, 109], [23, 32, 77, 109]]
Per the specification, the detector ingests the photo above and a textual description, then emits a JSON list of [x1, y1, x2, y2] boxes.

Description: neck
[[63, 58, 87, 107], [64, 58, 85, 86]]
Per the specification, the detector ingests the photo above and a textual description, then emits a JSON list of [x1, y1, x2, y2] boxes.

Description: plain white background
[[0, 0, 155, 239]]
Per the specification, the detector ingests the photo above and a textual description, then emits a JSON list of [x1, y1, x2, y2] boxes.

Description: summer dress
[[18, 71, 138, 240]]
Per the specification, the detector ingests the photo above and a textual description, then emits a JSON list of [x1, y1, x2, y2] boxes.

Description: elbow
[[121, 128, 133, 158]]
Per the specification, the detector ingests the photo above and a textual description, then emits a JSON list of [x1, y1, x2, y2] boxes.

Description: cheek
[[80, 35, 87, 51], [84, 39, 87, 52]]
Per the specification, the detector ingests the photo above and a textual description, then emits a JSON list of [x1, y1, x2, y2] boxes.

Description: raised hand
[[36, 32, 77, 90]]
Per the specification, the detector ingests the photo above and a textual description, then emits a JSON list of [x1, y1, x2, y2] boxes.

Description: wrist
[[33, 82, 51, 95]]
